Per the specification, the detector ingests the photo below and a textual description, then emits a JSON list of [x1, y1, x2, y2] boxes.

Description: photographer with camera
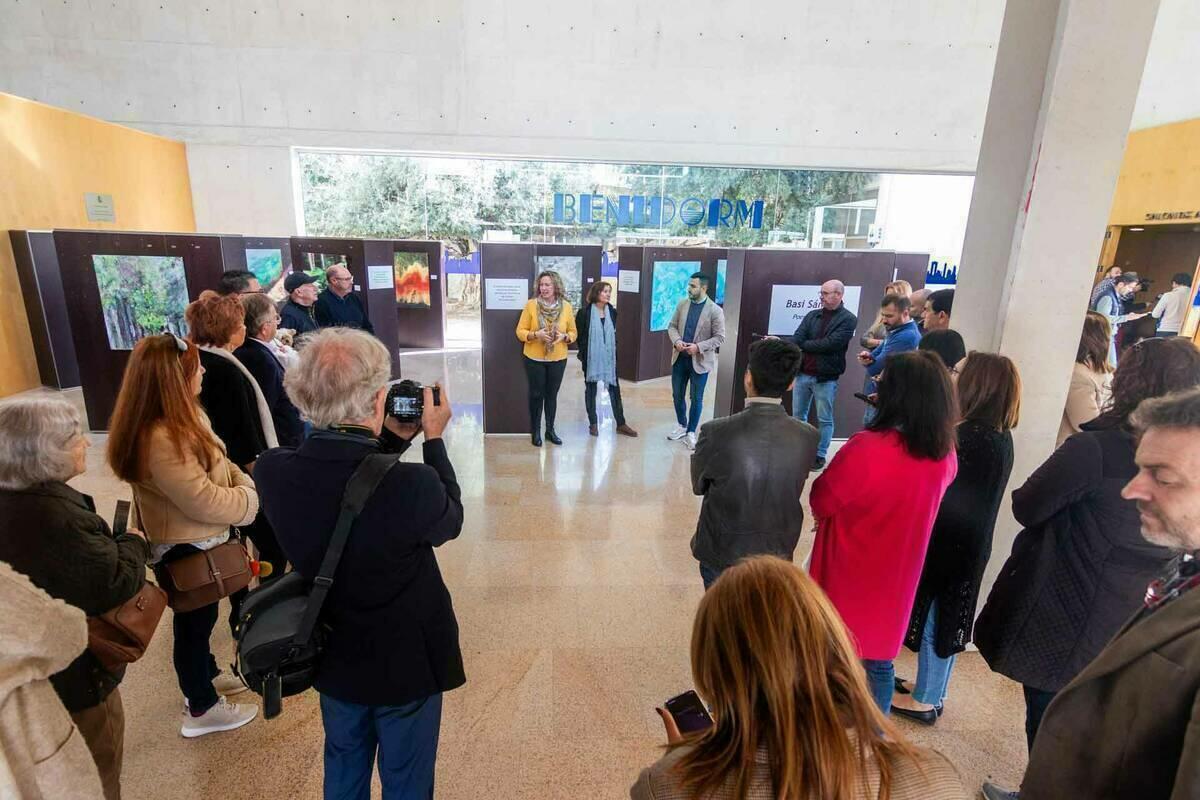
[[253, 328, 463, 799]]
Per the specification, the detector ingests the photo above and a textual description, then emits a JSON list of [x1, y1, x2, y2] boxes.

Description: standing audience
[[1090, 272, 1145, 365], [254, 328, 465, 800], [857, 293, 922, 423], [690, 339, 818, 588], [216, 270, 260, 296], [1057, 311, 1114, 446], [516, 271, 578, 447], [575, 281, 638, 438], [1005, 386, 1200, 800], [923, 289, 955, 333], [893, 354, 1020, 725], [1150, 272, 1194, 337], [315, 264, 375, 333], [631, 557, 967, 800], [861, 280, 912, 350], [667, 273, 726, 450], [908, 288, 931, 332], [974, 336, 1200, 763], [0, 561, 105, 799], [918, 329, 967, 372], [236, 292, 304, 448], [279, 272, 321, 337], [0, 393, 150, 799], [788, 279, 858, 470], [106, 334, 259, 738], [810, 350, 959, 714]]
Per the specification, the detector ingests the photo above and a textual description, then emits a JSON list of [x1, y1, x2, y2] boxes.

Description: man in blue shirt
[[857, 293, 921, 424], [314, 264, 375, 334]]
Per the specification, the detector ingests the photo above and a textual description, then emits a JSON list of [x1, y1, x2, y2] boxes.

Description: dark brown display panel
[[225, 236, 295, 300], [479, 243, 602, 434], [390, 240, 446, 350], [54, 231, 227, 429], [714, 249, 928, 440], [614, 246, 725, 383], [10, 230, 79, 389]]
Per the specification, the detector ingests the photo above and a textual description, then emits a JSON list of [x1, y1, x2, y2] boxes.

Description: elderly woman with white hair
[[253, 327, 464, 799], [0, 392, 151, 800]]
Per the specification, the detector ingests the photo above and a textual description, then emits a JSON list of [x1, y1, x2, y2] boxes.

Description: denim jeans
[[1023, 685, 1057, 754], [671, 355, 708, 433], [913, 601, 956, 706], [320, 692, 443, 800], [699, 562, 723, 590], [862, 659, 894, 715], [791, 374, 837, 459]]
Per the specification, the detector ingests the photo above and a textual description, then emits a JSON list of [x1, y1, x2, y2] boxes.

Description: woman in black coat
[[891, 353, 1019, 726], [575, 280, 638, 438], [974, 337, 1200, 752], [0, 393, 150, 800]]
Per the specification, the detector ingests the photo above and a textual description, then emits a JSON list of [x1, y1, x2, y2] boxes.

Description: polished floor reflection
[[68, 349, 1027, 799]]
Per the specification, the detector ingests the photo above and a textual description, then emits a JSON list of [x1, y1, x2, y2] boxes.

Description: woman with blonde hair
[[516, 270, 578, 447], [632, 557, 966, 800], [1057, 311, 1114, 446], [106, 333, 259, 739]]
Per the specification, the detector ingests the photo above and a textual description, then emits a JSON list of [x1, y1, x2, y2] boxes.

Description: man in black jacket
[[314, 264, 375, 334], [254, 327, 461, 799], [789, 279, 858, 470], [690, 338, 819, 588], [235, 293, 304, 447]]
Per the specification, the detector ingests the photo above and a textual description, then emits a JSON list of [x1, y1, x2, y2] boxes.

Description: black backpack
[[235, 453, 398, 719]]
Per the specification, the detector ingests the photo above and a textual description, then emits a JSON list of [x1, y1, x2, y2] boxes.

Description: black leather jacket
[[791, 305, 858, 380]]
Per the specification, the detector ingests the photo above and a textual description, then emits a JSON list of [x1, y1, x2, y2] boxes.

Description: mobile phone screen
[[113, 500, 130, 537], [664, 690, 714, 734]]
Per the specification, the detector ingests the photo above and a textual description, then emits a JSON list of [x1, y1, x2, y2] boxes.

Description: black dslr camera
[[385, 380, 440, 423]]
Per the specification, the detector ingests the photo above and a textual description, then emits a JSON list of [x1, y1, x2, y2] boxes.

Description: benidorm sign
[[553, 193, 765, 229]]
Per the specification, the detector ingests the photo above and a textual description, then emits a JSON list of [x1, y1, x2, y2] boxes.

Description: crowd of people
[[1, 262, 1198, 800]]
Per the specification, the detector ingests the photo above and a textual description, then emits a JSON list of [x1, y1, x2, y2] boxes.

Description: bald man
[[909, 288, 931, 333], [314, 264, 375, 334], [788, 279, 858, 469]]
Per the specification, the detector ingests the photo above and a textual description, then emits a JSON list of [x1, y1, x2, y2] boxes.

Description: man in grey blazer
[[690, 338, 820, 588], [984, 386, 1200, 800], [667, 273, 726, 449]]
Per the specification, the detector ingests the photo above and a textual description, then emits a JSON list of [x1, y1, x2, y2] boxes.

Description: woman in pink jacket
[[809, 350, 959, 715]]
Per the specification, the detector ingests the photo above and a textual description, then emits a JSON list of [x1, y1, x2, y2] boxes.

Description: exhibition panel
[[713, 248, 927, 438], [224, 236, 295, 302], [390, 239, 446, 350], [53, 230, 226, 429], [614, 247, 724, 383], [9, 230, 79, 389]]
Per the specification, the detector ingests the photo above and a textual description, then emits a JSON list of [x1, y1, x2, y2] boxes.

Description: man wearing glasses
[[315, 264, 375, 334], [788, 280, 857, 470]]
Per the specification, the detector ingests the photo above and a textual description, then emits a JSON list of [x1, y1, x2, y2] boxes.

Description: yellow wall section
[[0, 92, 195, 397], [1108, 118, 1200, 226]]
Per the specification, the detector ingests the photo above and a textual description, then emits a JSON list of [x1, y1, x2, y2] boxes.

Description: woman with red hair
[[107, 333, 259, 739]]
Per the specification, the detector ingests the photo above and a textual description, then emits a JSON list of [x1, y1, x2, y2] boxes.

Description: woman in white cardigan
[[1057, 311, 1114, 447]]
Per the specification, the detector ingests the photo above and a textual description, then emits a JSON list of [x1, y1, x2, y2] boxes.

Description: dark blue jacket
[[255, 429, 465, 706], [791, 305, 858, 381], [279, 300, 319, 336], [234, 338, 304, 448], [314, 289, 374, 334], [866, 319, 921, 380]]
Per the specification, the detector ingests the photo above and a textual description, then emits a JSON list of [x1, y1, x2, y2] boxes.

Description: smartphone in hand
[[664, 690, 714, 734], [112, 500, 130, 537]]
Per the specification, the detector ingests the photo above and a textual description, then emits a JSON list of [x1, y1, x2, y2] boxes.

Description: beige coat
[[1056, 362, 1113, 447], [631, 742, 967, 800], [667, 298, 726, 374], [0, 561, 103, 800], [132, 417, 259, 547]]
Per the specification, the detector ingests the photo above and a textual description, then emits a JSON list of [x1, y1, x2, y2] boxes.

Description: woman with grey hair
[[0, 392, 151, 800]]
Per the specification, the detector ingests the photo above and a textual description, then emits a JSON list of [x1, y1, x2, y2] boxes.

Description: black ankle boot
[[545, 429, 562, 446], [531, 431, 543, 447]]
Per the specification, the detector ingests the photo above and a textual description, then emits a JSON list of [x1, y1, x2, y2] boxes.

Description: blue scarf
[[586, 304, 618, 387]]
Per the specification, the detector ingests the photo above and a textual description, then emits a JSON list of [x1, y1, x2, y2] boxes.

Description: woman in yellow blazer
[[516, 271, 578, 447]]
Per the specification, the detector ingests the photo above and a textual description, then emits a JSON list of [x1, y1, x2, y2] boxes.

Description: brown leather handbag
[[160, 540, 253, 613], [87, 581, 168, 670]]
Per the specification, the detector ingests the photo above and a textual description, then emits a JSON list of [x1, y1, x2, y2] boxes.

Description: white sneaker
[[213, 670, 249, 697], [667, 425, 688, 441], [686, 432, 698, 450], [180, 696, 258, 738]]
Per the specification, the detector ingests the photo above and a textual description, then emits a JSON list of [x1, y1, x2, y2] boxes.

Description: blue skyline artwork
[[650, 260, 700, 331]]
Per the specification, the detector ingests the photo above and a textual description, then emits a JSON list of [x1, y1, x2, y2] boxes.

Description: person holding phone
[[517, 271, 578, 447], [633, 557, 966, 799], [0, 392, 151, 799]]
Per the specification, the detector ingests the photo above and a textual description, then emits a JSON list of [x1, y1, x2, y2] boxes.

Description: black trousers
[[584, 381, 626, 426], [523, 357, 567, 431], [1023, 684, 1057, 753]]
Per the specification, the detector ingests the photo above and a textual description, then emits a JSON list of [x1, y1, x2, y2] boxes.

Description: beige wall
[[0, 92, 195, 397], [1108, 117, 1200, 227]]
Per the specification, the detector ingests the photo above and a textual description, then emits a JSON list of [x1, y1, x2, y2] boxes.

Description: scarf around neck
[[536, 296, 563, 357]]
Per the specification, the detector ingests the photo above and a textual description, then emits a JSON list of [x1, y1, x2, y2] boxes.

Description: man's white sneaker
[[213, 671, 249, 697], [667, 426, 688, 441], [180, 696, 258, 738], [686, 432, 698, 450]]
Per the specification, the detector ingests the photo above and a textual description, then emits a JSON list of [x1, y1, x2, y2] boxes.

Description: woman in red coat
[[810, 350, 959, 715]]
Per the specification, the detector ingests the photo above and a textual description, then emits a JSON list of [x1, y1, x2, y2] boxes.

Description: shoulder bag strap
[[294, 452, 399, 647]]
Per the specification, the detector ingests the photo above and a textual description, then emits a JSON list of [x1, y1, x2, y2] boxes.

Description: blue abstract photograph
[[650, 260, 700, 331], [715, 259, 727, 305]]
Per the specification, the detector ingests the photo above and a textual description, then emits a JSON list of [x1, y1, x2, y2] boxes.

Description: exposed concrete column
[[953, 0, 1161, 593]]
